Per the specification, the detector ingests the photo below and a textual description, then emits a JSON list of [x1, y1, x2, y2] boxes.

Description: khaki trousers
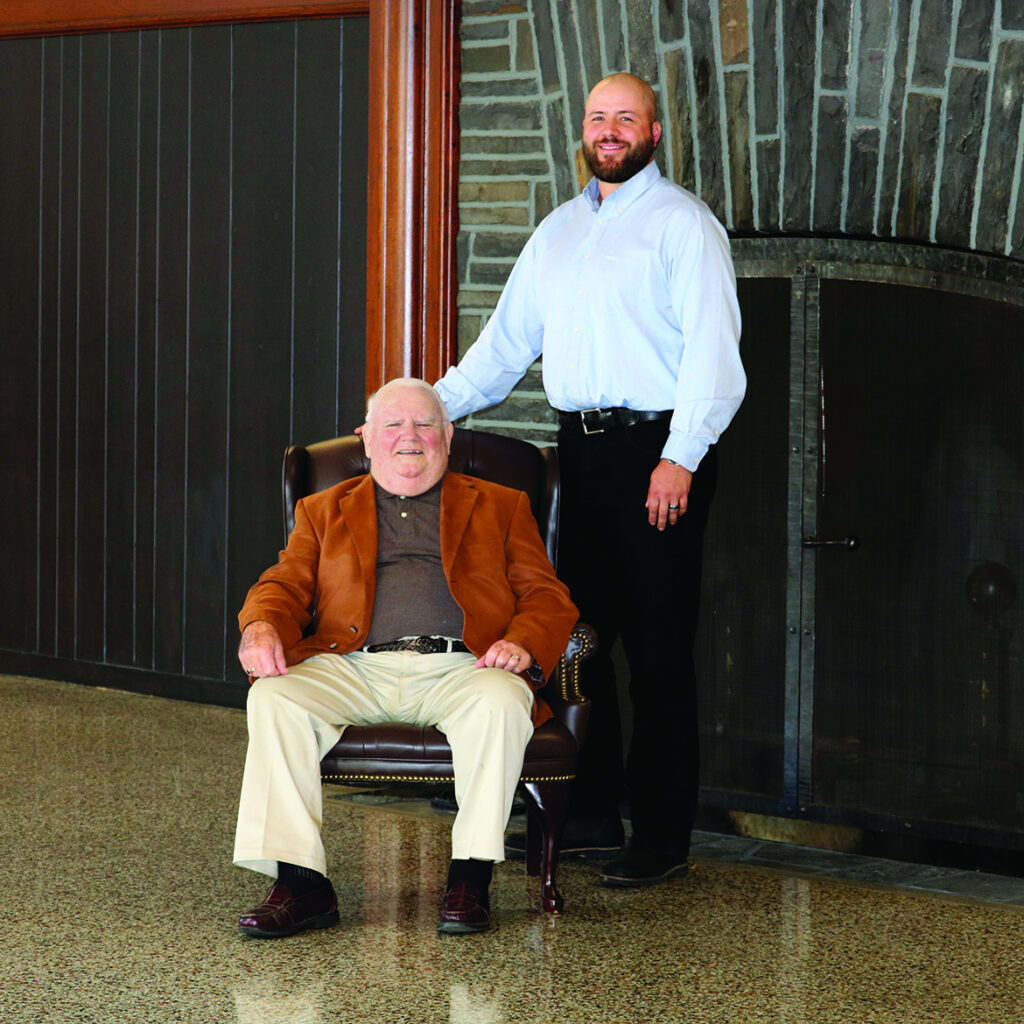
[[233, 650, 535, 878]]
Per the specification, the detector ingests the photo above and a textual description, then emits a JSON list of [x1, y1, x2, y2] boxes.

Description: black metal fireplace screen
[[696, 238, 1024, 866]]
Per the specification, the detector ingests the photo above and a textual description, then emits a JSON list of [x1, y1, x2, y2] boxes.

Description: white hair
[[364, 377, 450, 425]]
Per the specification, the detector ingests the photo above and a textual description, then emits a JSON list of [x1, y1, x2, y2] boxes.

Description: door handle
[[802, 535, 859, 550]]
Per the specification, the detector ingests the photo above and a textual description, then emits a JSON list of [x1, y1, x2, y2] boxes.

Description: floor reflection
[[777, 877, 812, 1023], [233, 981, 325, 1024]]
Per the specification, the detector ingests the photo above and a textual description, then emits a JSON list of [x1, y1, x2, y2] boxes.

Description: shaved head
[[587, 73, 658, 122]]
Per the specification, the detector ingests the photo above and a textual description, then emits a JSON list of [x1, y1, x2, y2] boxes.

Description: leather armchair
[[281, 427, 594, 914]]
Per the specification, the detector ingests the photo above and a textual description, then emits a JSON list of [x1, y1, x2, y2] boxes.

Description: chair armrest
[[552, 621, 597, 703]]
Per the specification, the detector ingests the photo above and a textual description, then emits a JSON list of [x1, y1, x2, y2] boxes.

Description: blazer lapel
[[337, 474, 379, 587], [440, 473, 479, 574]]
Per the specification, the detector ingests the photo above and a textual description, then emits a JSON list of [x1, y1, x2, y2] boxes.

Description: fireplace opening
[[695, 240, 1024, 872]]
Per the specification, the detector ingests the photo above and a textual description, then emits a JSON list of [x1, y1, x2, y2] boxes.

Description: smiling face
[[361, 380, 454, 496], [581, 74, 662, 196]]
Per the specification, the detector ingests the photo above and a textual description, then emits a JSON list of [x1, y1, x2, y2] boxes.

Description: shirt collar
[[375, 476, 445, 504], [582, 161, 661, 215]]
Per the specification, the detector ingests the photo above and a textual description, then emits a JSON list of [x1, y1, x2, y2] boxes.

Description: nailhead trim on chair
[[322, 773, 452, 783], [557, 626, 594, 703]]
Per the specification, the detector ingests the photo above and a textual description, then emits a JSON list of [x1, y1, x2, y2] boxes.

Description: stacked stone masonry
[[456, 0, 1024, 438]]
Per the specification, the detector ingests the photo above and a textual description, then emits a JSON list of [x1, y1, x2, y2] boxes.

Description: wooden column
[[365, 0, 459, 392]]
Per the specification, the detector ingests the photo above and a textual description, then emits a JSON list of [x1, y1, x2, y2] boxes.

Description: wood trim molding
[[365, 0, 459, 392], [0, 0, 460, 400], [0, 2, 371, 38]]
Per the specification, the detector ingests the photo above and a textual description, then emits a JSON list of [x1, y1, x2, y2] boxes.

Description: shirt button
[[329, 642, 338, 649], [400, 512, 408, 518], [349, 626, 358, 633]]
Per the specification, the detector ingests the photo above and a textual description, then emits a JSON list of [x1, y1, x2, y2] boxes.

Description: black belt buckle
[[580, 408, 605, 435]]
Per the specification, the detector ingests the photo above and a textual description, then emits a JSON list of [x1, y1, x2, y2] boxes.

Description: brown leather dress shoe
[[437, 882, 491, 934], [238, 879, 340, 938]]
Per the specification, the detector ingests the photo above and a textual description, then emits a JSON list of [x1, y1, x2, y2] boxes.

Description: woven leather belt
[[363, 636, 470, 655], [559, 408, 672, 435]]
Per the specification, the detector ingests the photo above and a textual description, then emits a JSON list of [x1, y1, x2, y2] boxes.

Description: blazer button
[[329, 642, 338, 650]]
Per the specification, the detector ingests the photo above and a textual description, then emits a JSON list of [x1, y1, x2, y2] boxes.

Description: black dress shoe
[[599, 842, 690, 888], [504, 815, 625, 860], [238, 879, 340, 938], [437, 882, 491, 934]]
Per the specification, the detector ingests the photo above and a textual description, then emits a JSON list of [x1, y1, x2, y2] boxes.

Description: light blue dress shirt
[[435, 162, 746, 470]]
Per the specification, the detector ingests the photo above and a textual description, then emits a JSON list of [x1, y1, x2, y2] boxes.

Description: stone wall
[[455, 0, 1024, 439]]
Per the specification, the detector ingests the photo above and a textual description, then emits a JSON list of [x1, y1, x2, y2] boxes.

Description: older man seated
[[233, 377, 578, 936]]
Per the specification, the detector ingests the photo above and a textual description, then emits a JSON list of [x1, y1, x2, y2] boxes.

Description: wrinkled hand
[[238, 620, 289, 681], [477, 639, 532, 674], [645, 459, 693, 531]]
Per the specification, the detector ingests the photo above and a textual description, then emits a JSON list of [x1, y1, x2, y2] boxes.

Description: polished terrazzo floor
[[2, 673, 1023, 1023]]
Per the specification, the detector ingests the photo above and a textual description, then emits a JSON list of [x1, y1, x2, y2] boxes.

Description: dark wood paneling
[[0, 40, 43, 653], [337, 18, 369, 428], [39, 39, 65, 660], [56, 38, 81, 661], [105, 30, 142, 667], [184, 25, 234, 681], [226, 20, 303, 673], [0, 1, 462, 396], [0, 19, 369, 693], [0, 0, 371, 36], [133, 29, 160, 669], [76, 32, 111, 665], [154, 28, 192, 674]]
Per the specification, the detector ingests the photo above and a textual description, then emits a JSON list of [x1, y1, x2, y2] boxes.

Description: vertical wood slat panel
[[55, 37, 82, 661], [76, 32, 111, 664], [292, 17, 342, 444], [0, 18, 369, 692], [0, 40, 43, 653], [225, 20, 301, 676], [184, 25, 233, 681], [337, 17, 369, 433], [104, 30, 141, 667], [36, 41, 63, 658], [133, 29, 160, 668], [153, 27, 191, 674]]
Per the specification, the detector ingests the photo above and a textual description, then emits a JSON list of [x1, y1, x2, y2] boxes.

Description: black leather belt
[[363, 636, 470, 654], [559, 408, 672, 435]]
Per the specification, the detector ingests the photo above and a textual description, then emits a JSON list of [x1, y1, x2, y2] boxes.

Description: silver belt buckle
[[580, 408, 604, 435]]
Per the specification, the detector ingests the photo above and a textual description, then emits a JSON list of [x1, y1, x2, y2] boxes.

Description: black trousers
[[556, 417, 717, 855]]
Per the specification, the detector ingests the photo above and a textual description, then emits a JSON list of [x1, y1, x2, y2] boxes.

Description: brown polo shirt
[[365, 479, 465, 646]]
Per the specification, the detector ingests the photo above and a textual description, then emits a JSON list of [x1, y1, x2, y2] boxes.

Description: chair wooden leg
[[521, 779, 571, 914]]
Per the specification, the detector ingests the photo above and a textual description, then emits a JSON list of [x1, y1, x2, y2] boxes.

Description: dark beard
[[582, 133, 657, 184]]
